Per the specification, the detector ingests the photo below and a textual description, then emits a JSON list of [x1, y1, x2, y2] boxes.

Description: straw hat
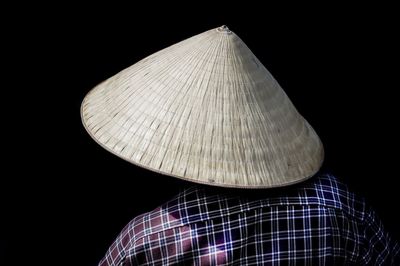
[[81, 25, 324, 188]]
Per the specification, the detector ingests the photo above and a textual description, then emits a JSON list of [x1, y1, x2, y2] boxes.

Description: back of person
[[99, 173, 400, 265]]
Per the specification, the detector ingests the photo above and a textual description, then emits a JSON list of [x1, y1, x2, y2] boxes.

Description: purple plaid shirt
[[99, 174, 399, 265]]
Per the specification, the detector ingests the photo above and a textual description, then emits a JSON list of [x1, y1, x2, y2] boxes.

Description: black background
[[2, 3, 399, 265]]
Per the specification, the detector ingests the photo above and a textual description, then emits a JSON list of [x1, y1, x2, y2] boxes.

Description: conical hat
[[81, 25, 324, 188]]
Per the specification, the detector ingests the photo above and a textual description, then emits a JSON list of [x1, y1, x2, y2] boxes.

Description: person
[[98, 173, 399, 265], [81, 26, 399, 265]]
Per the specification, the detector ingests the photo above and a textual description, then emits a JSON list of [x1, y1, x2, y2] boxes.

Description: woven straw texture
[[81, 26, 324, 188]]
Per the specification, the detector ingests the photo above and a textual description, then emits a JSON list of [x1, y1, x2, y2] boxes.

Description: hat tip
[[217, 25, 232, 34]]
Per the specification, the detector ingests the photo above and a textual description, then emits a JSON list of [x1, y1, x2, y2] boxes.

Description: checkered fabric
[[99, 174, 400, 265]]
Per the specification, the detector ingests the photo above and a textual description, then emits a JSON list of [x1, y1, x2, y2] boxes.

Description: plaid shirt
[[99, 174, 399, 265]]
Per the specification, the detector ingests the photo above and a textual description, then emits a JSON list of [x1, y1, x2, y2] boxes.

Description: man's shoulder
[[170, 173, 368, 221], [126, 173, 368, 243], [300, 173, 367, 220]]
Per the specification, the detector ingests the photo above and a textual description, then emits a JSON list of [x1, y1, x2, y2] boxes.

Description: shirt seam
[[130, 203, 364, 247]]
